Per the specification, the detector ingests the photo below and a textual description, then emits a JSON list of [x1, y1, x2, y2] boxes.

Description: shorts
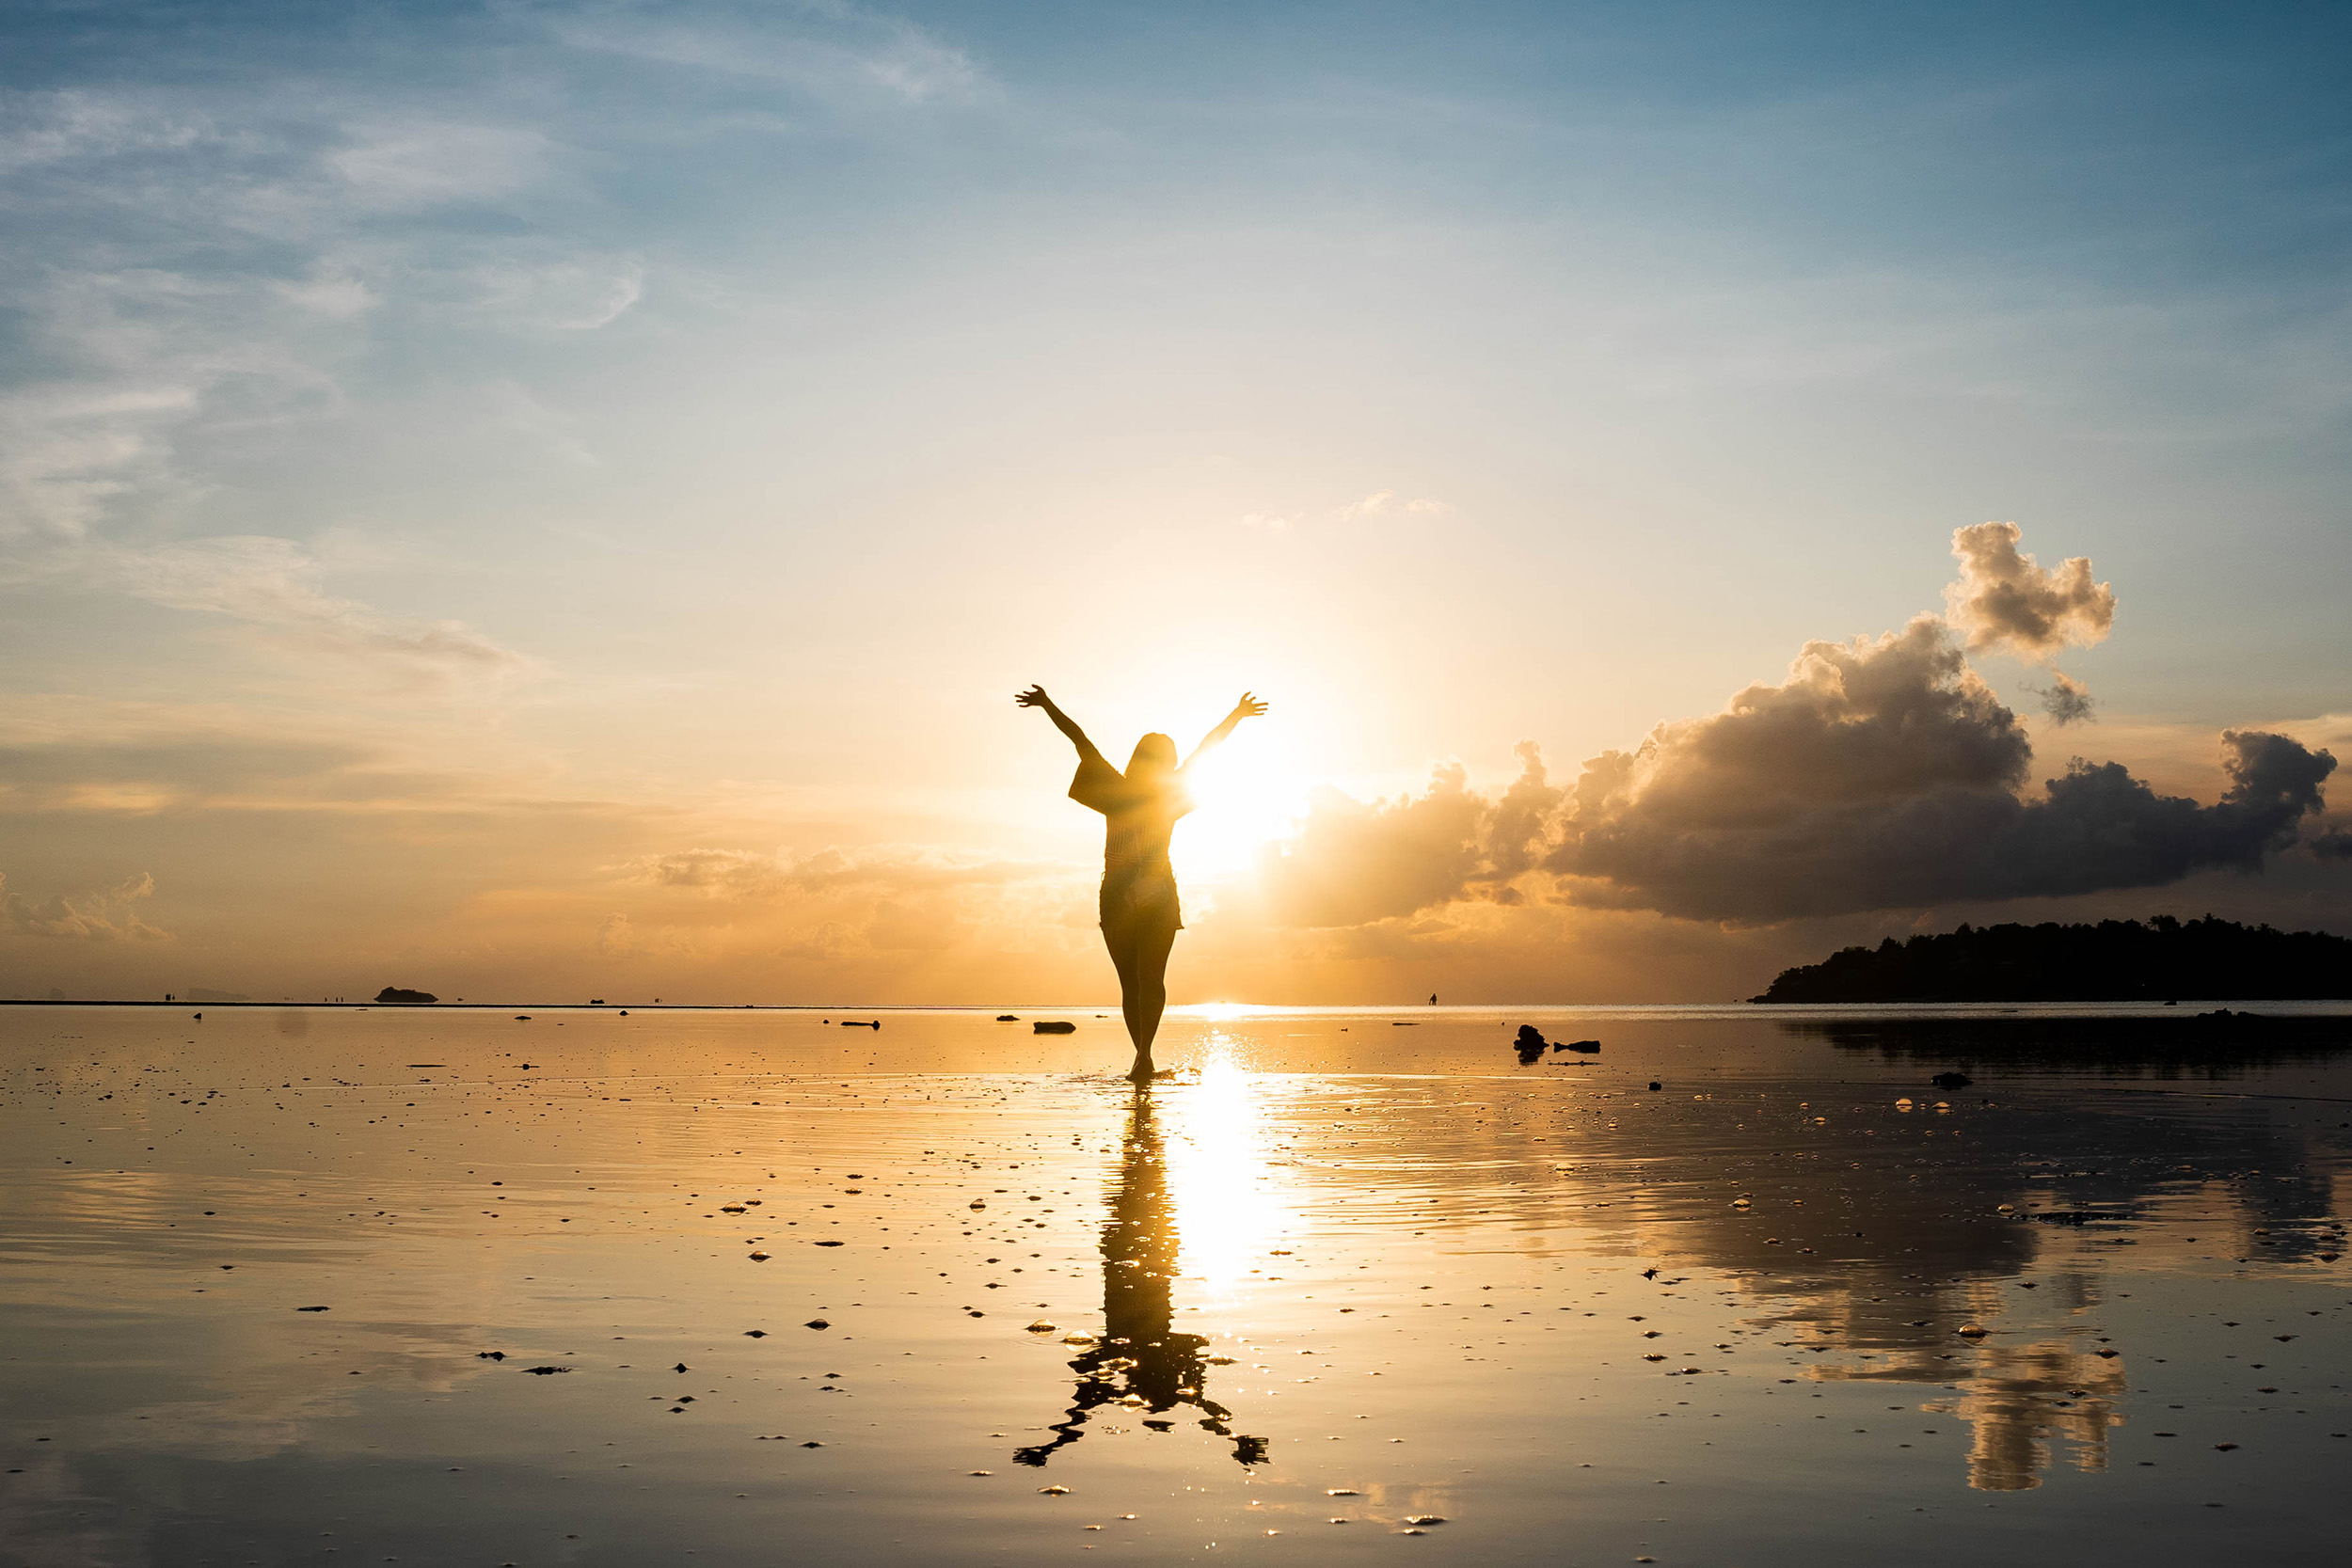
[[1100, 864, 1183, 936]]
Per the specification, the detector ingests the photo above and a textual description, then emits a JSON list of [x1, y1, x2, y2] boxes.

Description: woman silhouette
[[1017, 685, 1267, 1082]]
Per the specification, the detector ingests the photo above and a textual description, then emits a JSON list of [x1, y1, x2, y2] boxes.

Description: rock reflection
[[1014, 1090, 1267, 1468]]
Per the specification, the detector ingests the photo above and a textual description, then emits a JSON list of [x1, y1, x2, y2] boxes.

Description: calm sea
[[3, 1003, 2347, 1565]]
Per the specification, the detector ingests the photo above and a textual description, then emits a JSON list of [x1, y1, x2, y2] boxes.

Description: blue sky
[[2, 1, 2347, 1000]]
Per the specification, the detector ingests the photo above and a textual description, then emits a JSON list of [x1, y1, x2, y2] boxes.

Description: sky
[[3, 0, 2348, 1004]]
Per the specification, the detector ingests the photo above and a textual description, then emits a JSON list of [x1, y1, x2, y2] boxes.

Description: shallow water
[[3, 1003, 2349, 1566]]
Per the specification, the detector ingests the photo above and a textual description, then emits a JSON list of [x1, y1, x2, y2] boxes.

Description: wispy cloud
[[1238, 490, 1452, 531], [111, 536, 537, 685], [628, 845, 1051, 898], [327, 121, 551, 211], [553, 2, 986, 103]]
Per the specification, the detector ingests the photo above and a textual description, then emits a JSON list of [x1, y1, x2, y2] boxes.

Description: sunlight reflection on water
[[1167, 1033, 1297, 1295], [1, 1004, 2348, 1565]]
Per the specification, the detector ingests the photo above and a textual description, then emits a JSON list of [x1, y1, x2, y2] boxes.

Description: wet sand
[[2, 1004, 2347, 1565]]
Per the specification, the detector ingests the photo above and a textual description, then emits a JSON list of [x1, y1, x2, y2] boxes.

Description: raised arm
[[1184, 691, 1269, 768], [1016, 685, 1104, 761]]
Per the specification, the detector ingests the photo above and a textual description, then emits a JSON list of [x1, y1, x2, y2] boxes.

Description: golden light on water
[[1176, 1002, 1278, 1021], [1164, 1034, 1296, 1292]]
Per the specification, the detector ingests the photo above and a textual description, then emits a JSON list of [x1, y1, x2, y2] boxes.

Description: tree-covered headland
[[1754, 915, 2352, 1003]]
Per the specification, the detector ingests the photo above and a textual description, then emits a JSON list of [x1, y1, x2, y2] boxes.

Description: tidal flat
[[3, 1004, 2348, 1566]]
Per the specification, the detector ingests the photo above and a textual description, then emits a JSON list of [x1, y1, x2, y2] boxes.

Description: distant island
[[374, 986, 438, 1005], [1754, 915, 2352, 1003]]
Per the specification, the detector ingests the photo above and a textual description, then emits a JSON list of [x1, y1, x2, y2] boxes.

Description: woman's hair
[[1126, 733, 1178, 776]]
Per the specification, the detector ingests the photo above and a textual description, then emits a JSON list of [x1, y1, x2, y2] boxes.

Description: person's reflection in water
[[1015, 1091, 1267, 1469]]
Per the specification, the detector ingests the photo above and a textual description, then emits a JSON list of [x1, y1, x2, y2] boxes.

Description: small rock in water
[[1033, 1021, 1077, 1034], [522, 1366, 570, 1374], [295, 1306, 330, 1312], [1931, 1070, 1973, 1089], [744, 1330, 768, 1338], [805, 1320, 831, 1330], [1648, 1081, 1661, 1091], [995, 1015, 1018, 1022]]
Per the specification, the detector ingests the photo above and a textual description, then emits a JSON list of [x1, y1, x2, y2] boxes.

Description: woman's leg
[[1120, 911, 1179, 1082], [1100, 917, 1145, 1076]]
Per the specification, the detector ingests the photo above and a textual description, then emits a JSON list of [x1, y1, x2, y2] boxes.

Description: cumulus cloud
[[1943, 521, 2115, 662], [596, 912, 638, 955], [1246, 743, 1562, 929], [2026, 671, 2096, 726], [1540, 622, 2332, 921], [112, 536, 536, 683], [1247, 594, 2331, 929], [0, 870, 170, 940], [1254, 767, 1491, 928]]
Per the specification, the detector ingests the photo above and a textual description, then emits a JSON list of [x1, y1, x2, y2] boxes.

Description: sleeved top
[[1071, 751, 1195, 874]]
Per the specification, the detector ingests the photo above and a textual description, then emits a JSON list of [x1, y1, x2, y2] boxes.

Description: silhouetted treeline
[[1754, 915, 2352, 1003]]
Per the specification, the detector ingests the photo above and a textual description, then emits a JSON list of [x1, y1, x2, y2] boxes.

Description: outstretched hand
[[1015, 685, 1052, 710], [1229, 691, 1269, 721]]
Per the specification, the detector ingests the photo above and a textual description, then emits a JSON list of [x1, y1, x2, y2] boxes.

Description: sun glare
[[1172, 732, 1305, 881], [1165, 1037, 1296, 1293]]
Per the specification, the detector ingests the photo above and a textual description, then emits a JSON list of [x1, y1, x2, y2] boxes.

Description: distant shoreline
[[8, 997, 2350, 1012], [0, 1000, 884, 1011], [1754, 915, 2352, 1005]]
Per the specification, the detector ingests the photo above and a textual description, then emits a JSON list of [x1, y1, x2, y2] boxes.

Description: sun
[[1171, 732, 1303, 881]]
